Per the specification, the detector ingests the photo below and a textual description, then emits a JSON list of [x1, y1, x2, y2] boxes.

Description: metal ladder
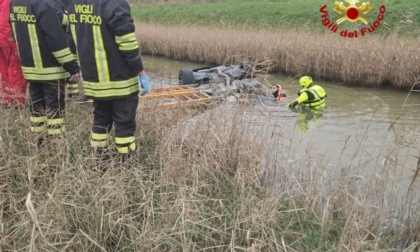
[[139, 86, 213, 110]]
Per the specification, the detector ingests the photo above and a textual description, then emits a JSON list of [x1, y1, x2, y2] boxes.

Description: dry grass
[[136, 22, 420, 89], [1, 85, 420, 251]]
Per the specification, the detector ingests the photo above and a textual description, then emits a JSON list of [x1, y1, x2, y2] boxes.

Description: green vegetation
[[129, 0, 419, 88], [131, 0, 420, 37]]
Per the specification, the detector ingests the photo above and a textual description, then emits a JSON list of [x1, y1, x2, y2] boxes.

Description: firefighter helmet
[[299, 76, 313, 88]]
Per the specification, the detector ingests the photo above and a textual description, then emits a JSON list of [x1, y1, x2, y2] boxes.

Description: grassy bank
[[1, 89, 420, 250], [130, 0, 420, 37], [136, 22, 419, 89], [129, 0, 420, 89]]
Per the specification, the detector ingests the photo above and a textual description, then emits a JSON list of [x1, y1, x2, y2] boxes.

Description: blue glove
[[139, 75, 150, 96]]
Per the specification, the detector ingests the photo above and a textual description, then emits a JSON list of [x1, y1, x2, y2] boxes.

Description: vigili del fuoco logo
[[320, 0, 386, 38]]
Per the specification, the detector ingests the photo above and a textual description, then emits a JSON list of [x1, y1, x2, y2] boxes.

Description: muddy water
[[143, 55, 420, 196]]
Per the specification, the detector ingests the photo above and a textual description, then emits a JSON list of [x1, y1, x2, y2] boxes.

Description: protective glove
[[139, 75, 150, 96], [287, 100, 299, 108]]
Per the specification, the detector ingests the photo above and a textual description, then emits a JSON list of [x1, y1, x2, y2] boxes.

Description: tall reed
[[136, 22, 420, 89], [1, 83, 419, 250]]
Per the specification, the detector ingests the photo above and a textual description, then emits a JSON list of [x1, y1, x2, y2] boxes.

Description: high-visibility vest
[[297, 85, 327, 109]]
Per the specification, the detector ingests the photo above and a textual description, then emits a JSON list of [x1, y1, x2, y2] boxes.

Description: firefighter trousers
[[90, 93, 139, 154], [0, 46, 27, 107], [29, 81, 66, 137]]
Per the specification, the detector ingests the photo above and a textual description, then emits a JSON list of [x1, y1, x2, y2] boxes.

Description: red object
[[0, 0, 14, 48], [0, 0, 27, 107], [346, 7, 360, 20]]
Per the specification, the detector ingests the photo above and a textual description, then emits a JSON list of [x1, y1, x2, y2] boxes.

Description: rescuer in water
[[287, 76, 327, 110], [287, 76, 327, 133]]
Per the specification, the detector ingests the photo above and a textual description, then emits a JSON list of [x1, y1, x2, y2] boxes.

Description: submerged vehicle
[[178, 61, 255, 86], [139, 61, 280, 111], [178, 60, 273, 97]]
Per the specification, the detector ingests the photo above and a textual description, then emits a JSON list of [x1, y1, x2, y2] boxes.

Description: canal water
[[143, 55, 420, 199]]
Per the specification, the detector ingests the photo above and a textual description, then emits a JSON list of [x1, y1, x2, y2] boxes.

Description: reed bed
[[136, 22, 420, 89], [0, 80, 419, 250]]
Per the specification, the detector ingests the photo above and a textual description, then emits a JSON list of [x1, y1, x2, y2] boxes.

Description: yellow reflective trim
[[70, 25, 80, 64], [48, 128, 63, 135], [84, 84, 139, 98], [53, 48, 72, 58], [31, 126, 46, 133], [115, 33, 139, 51], [116, 143, 136, 154], [22, 66, 70, 80], [90, 140, 108, 148], [30, 116, 47, 123], [73, 54, 79, 64], [115, 33, 136, 44], [70, 24, 78, 48], [83, 77, 138, 90], [28, 24, 43, 68], [119, 42, 139, 51], [62, 14, 69, 25], [90, 132, 109, 147], [115, 136, 135, 145], [91, 132, 109, 141], [23, 72, 70, 81], [53, 48, 75, 64], [47, 118, 65, 125], [93, 25, 110, 83], [117, 147, 129, 154], [67, 83, 78, 89], [83, 77, 139, 98], [57, 54, 75, 64], [67, 83, 79, 93], [22, 66, 67, 74]]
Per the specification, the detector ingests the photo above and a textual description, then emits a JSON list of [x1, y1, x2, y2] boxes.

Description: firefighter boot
[[92, 148, 111, 172], [119, 150, 139, 170]]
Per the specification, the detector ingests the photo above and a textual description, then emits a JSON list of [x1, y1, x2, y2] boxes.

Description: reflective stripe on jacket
[[10, 0, 79, 82], [297, 84, 327, 109], [68, 0, 144, 100]]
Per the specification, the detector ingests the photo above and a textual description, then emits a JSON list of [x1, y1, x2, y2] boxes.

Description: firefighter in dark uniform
[[10, 0, 80, 144], [48, 0, 82, 99], [68, 0, 150, 167]]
